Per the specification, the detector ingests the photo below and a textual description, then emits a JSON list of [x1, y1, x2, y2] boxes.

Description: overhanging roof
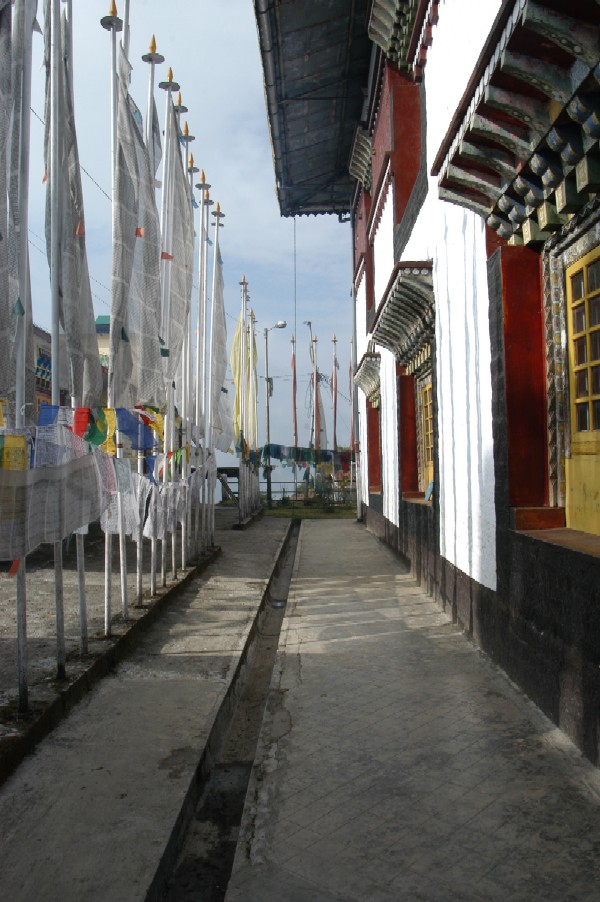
[[254, 0, 372, 217], [354, 348, 381, 401], [432, 0, 600, 246], [372, 262, 434, 364]]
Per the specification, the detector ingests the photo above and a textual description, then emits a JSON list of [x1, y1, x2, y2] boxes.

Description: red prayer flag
[[73, 407, 91, 437]]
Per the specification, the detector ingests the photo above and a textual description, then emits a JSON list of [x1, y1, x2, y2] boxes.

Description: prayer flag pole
[[186, 152, 199, 562], [101, 1, 123, 633], [179, 120, 195, 570], [351, 284, 362, 520], [63, 0, 88, 652], [313, 335, 319, 451], [13, 0, 38, 709], [142, 34, 164, 597], [291, 336, 298, 448], [332, 334, 338, 452], [50, 0, 67, 680], [291, 334, 298, 500], [158, 66, 179, 586], [193, 172, 209, 557], [122, 0, 130, 60], [199, 185, 213, 548], [207, 202, 225, 545], [304, 319, 314, 448], [238, 276, 249, 521], [141, 35, 164, 174], [167, 113, 189, 583]]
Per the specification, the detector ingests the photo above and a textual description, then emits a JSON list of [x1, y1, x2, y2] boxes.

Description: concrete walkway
[[0, 511, 290, 902], [226, 520, 600, 902]]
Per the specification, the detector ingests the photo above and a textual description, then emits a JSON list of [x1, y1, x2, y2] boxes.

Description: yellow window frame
[[422, 380, 434, 489], [566, 245, 600, 454]]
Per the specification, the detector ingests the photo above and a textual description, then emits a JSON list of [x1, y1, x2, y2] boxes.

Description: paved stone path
[[226, 520, 600, 902], [0, 511, 289, 901]]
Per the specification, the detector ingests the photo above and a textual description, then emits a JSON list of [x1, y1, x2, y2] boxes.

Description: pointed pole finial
[[177, 91, 182, 107], [195, 171, 211, 191], [158, 66, 179, 92], [212, 201, 225, 221], [189, 153, 194, 167], [142, 34, 164, 64], [183, 120, 189, 137], [101, 1, 123, 31]]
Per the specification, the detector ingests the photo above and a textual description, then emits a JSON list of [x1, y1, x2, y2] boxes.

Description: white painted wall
[[400, 0, 501, 590], [358, 391, 369, 507], [355, 276, 369, 360], [355, 277, 370, 507], [434, 207, 497, 589], [380, 347, 399, 526]]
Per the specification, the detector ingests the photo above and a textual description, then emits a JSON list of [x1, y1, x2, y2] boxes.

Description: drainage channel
[[161, 520, 300, 902]]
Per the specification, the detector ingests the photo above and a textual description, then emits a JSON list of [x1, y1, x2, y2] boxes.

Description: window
[[568, 252, 600, 436], [422, 381, 434, 489], [366, 399, 382, 493], [565, 246, 600, 533]]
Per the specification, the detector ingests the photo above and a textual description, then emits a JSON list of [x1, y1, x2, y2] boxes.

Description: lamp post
[[264, 319, 287, 507]]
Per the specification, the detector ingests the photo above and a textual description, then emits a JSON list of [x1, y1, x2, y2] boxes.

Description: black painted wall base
[[364, 500, 600, 767]]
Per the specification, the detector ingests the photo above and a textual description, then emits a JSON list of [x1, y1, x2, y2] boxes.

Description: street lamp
[[264, 319, 287, 507]]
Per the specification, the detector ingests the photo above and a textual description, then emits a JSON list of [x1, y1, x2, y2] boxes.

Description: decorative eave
[[354, 346, 381, 402], [349, 127, 373, 193], [371, 262, 434, 365], [432, 0, 600, 248], [368, 0, 439, 81]]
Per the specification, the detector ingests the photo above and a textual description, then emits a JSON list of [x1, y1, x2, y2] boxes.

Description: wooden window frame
[[566, 246, 600, 454]]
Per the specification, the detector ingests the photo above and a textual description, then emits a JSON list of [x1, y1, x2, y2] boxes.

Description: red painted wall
[[399, 373, 419, 493], [500, 246, 548, 507], [367, 402, 382, 492], [371, 65, 422, 228], [353, 67, 422, 321], [354, 190, 371, 265]]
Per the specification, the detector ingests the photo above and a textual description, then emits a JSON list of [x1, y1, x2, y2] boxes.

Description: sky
[[25, 0, 356, 452]]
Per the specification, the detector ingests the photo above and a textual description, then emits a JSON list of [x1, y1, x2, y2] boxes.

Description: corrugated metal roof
[[254, 0, 372, 217]]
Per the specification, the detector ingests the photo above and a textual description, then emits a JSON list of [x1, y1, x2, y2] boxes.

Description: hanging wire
[[31, 105, 111, 200]]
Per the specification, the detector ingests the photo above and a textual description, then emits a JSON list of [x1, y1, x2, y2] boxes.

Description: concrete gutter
[[146, 517, 295, 901]]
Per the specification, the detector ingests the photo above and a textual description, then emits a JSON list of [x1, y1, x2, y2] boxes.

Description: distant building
[[94, 316, 110, 404], [33, 324, 69, 415], [95, 315, 110, 367]]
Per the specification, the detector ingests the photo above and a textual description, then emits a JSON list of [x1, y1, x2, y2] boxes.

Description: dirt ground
[[0, 521, 198, 737]]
